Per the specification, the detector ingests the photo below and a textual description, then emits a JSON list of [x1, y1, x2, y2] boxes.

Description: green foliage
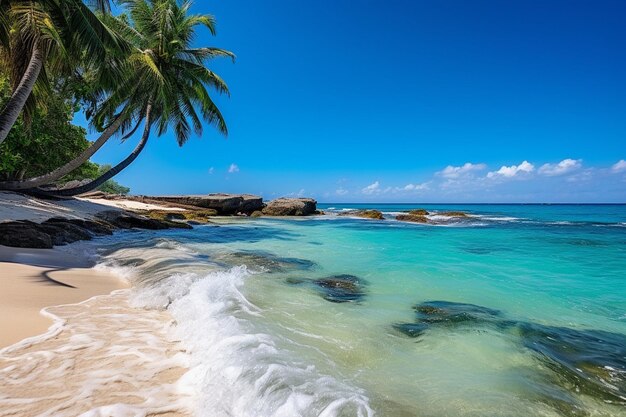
[[0, 70, 129, 194], [1, 0, 127, 123], [95, 164, 130, 195], [0, 72, 97, 181]]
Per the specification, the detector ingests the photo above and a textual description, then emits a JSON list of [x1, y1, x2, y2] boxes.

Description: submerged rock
[[515, 322, 626, 405], [392, 322, 430, 338], [394, 301, 502, 338], [394, 299, 626, 407], [414, 301, 502, 325], [215, 250, 317, 273], [262, 198, 317, 216], [313, 274, 367, 303]]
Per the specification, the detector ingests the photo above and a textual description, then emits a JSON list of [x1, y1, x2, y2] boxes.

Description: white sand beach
[[0, 192, 192, 417]]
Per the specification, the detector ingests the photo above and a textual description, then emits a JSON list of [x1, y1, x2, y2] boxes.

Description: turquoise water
[[97, 204, 626, 416]]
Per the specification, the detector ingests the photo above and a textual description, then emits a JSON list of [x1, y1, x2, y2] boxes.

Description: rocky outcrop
[[262, 198, 317, 216], [0, 218, 114, 249], [0, 211, 191, 249], [395, 213, 429, 223], [339, 209, 384, 220], [439, 211, 468, 217], [395, 210, 470, 224], [144, 194, 263, 215]]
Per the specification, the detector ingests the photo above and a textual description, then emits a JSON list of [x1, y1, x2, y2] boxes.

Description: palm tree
[[0, 0, 125, 146], [43, 0, 232, 197]]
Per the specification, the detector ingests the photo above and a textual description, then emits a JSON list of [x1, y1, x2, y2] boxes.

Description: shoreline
[[0, 244, 192, 417], [0, 246, 128, 348]]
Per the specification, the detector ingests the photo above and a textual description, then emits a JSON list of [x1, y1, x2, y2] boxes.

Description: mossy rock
[[142, 209, 217, 224], [250, 210, 263, 218], [396, 214, 429, 223], [408, 209, 429, 216], [184, 209, 218, 221], [439, 211, 468, 217], [356, 210, 384, 220]]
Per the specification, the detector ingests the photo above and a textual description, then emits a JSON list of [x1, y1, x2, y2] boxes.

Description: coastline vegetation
[[0, 0, 232, 196]]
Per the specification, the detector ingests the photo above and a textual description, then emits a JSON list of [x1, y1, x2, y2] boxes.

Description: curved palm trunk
[[0, 45, 43, 146], [47, 105, 152, 197], [0, 115, 126, 190]]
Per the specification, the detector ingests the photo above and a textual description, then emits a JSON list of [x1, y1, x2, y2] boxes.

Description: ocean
[[94, 204, 626, 416]]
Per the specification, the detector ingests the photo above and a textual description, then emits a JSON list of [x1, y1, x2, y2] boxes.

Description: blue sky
[[83, 0, 626, 202]]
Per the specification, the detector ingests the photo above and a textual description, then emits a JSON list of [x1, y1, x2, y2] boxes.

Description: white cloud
[[335, 188, 348, 195], [611, 159, 626, 173], [538, 159, 582, 176], [228, 163, 240, 174], [487, 161, 534, 178], [208, 167, 215, 174], [361, 181, 381, 195], [437, 162, 486, 178], [403, 182, 430, 191]]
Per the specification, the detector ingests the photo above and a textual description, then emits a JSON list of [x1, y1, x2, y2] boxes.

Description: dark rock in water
[[439, 211, 469, 217], [285, 276, 307, 285], [395, 214, 429, 223], [393, 322, 430, 338], [262, 198, 317, 216], [393, 301, 502, 338], [250, 210, 263, 218], [408, 209, 429, 216], [514, 322, 626, 405], [393, 298, 626, 406], [0, 221, 54, 248], [216, 250, 316, 273], [413, 301, 502, 325], [313, 274, 367, 303], [338, 210, 385, 220]]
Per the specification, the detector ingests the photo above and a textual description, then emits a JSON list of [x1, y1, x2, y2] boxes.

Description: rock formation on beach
[[0, 191, 321, 249], [262, 198, 318, 216], [138, 193, 264, 215], [0, 211, 193, 249]]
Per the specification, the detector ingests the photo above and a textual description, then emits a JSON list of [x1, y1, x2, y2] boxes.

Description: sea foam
[[128, 265, 375, 417]]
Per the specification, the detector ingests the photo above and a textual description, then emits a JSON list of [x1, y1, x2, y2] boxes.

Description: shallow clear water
[[96, 204, 626, 417]]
